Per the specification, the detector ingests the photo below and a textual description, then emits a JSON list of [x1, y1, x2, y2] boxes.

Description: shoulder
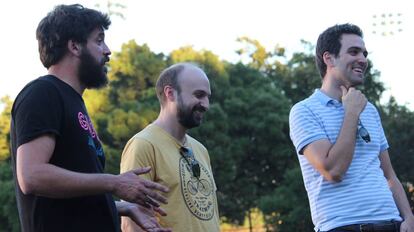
[[12, 76, 62, 114], [289, 97, 318, 123], [16, 76, 60, 99], [187, 135, 208, 153], [290, 95, 319, 114], [364, 101, 381, 116], [124, 130, 155, 151]]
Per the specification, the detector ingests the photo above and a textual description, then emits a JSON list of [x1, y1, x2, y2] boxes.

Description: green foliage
[[259, 166, 313, 231], [0, 96, 12, 161], [170, 45, 229, 102], [358, 60, 385, 106], [192, 62, 294, 226], [108, 40, 166, 108], [380, 97, 414, 182], [83, 40, 166, 175], [0, 37, 412, 232], [0, 160, 19, 232], [236, 37, 269, 70]]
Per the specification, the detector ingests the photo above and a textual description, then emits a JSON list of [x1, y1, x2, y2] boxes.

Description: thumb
[[340, 86, 348, 97], [132, 167, 151, 175]]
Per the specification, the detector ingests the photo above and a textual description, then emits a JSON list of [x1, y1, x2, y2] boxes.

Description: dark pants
[[326, 220, 401, 232]]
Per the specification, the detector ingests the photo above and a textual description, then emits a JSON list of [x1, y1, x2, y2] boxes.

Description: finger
[[143, 189, 168, 205], [151, 228, 172, 232], [143, 180, 170, 193], [159, 229, 172, 232], [340, 85, 348, 97], [143, 187, 168, 204], [132, 166, 151, 175], [137, 199, 152, 209], [153, 206, 168, 216], [143, 195, 160, 208]]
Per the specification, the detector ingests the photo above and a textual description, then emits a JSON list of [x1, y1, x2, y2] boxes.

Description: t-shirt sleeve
[[120, 137, 155, 181], [289, 103, 327, 154], [373, 105, 389, 152], [12, 80, 62, 147]]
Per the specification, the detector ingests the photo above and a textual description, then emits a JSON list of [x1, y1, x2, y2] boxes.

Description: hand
[[340, 86, 367, 116], [125, 202, 172, 232], [400, 216, 414, 232], [114, 167, 169, 208]]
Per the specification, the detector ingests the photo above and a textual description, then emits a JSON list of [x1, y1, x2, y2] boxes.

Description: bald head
[[155, 63, 209, 106]]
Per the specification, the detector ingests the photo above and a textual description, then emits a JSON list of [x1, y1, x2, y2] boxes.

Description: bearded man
[[120, 63, 220, 232], [10, 4, 170, 232]]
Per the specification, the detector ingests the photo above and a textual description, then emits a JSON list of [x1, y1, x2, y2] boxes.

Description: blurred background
[[0, 0, 413, 231]]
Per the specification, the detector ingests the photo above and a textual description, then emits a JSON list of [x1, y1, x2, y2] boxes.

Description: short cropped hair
[[315, 23, 363, 78]]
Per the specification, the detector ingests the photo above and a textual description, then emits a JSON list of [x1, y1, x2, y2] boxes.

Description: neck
[[320, 74, 344, 101], [48, 61, 84, 95], [153, 109, 187, 143]]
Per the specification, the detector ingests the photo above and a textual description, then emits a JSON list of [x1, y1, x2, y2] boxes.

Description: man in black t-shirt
[[10, 4, 171, 232]]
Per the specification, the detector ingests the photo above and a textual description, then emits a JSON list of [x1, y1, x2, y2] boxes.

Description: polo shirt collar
[[313, 89, 342, 107]]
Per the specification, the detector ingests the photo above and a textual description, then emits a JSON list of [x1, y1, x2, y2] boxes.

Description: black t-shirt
[[10, 75, 119, 232]]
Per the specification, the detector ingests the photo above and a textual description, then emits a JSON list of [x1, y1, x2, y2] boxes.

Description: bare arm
[[380, 150, 414, 231], [17, 134, 169, 206], [303, 87, 366, 182]]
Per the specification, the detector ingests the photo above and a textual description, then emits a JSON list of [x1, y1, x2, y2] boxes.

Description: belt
[[329, 220, 401, 232]]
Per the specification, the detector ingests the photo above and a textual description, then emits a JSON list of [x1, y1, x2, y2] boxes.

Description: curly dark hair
[[36, 4, 111, 68], [315, 23, 363, 78]]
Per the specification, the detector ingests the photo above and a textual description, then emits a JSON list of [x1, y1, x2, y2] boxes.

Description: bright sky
[[1, 0, 413, 108]]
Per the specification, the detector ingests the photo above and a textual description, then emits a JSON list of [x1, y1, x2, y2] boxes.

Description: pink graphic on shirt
[[78, 112, 97, 139]]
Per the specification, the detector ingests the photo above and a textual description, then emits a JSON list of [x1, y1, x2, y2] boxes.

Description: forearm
[[324, 111, 359, 178], [19, 163, 116, 198], [389, 177, 414, 220]]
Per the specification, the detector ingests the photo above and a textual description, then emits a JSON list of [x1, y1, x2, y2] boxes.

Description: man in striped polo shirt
[[289, 24, 414, 232]]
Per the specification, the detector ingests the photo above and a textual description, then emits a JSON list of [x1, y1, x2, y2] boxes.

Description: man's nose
[[103, 42, 111, 56], [200, 97, 209, 111]]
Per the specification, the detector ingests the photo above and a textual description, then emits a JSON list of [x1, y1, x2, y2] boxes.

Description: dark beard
[[78, 49, 109, 89], [177, 95, 206, 129]]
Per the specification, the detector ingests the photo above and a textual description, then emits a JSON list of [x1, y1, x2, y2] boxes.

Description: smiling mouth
[[352, 67, 365, 75]]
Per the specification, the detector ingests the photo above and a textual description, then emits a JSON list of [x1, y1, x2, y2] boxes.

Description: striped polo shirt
[[289, 89, 401, 231]]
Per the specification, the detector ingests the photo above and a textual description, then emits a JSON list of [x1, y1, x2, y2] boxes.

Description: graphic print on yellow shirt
[[179, 157, 215, 220]]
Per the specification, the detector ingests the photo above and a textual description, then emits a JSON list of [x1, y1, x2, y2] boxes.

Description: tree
[[169, 45, 229, 103], [192, 62, 293, 231], [84, 40, 167, 174], [0, 97, 19, 232], [259, 167, 313, 232], [0, 160, 19, 232], [0, 96, 12, 161], [380, 97, 414, 184]]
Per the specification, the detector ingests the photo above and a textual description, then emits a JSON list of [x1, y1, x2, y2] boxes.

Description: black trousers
[[326, 220, 402, 232]]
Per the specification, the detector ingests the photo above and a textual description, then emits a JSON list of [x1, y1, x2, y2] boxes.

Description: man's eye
[[349, 50, 358, 55]]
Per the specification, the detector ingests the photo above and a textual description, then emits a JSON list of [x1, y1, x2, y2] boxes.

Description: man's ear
[[67, 40, 82, 57], [323, 51, 335, 68], [164, 85, 176, 102]]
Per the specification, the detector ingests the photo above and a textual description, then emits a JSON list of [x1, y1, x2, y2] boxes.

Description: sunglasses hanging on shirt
[[180, 146, 201, 179], [358, 120, 371, 143]]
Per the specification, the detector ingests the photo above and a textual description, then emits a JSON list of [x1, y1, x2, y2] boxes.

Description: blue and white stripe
[[289, 89, 401, 231]]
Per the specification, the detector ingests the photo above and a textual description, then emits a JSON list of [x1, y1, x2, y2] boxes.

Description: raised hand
[[340, 86, 367, 117]]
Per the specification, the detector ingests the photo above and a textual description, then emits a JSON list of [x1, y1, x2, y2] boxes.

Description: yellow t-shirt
[[120, 124, 220, 232]]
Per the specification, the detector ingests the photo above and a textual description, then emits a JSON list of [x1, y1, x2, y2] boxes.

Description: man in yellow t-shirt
[[120, 63, 220, 232]]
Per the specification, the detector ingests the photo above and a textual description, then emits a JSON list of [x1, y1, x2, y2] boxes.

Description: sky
[[1, 0, 413, 108]]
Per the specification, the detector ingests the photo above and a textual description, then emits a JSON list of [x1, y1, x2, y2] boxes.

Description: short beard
[[177, 95, 205, 129], [78, 49, 109, 89]]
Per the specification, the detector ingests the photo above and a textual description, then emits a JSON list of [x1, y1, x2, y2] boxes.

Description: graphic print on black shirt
[[10, 75, 119, 232]]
